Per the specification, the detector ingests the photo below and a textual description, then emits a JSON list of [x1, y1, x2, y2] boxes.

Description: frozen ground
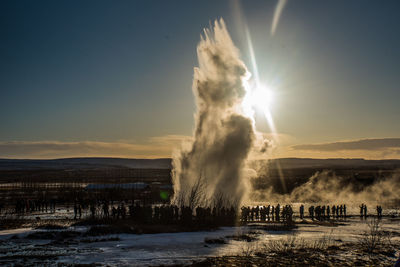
[[0, 217, 399, 266]]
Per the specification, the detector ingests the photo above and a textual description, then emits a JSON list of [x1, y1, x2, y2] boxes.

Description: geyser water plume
[[171, 19, 257, 209]]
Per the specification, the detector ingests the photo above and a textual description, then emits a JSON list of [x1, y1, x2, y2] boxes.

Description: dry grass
[[260, 232, 333, 254]]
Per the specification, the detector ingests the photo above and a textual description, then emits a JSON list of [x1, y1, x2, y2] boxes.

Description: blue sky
[[1, 0, 400, 158]]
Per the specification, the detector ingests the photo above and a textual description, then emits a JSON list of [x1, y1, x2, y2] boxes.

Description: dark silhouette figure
[[376, 205, 383, 219], [326, 205, 330, 220], [360, 204, 364, 219], [309, 206, 314, 220], [74, 203, 78, 220], [299, 204, 304, 220], [364, 204, 367, 218], [343, 204, 346, 219], [275, 204, 280, 222]]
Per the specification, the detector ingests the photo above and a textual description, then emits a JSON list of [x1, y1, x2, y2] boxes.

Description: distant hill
[[0, 157, 172, 170], [0, 157, 399, 171]]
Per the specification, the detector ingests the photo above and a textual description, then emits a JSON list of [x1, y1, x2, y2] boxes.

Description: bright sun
[[242, 81, 276, 133], [242, 82, 276, 133], [249, 84, 274, 113]]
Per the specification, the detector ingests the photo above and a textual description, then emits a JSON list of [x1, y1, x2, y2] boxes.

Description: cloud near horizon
[[292, 138, 400, 151], [290, 138, 400, 159], [0, 135, 192, 159]]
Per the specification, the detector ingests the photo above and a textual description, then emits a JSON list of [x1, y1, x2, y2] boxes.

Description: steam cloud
[[290, 171, 400, 206], [252, 169, 400, 207], [172, 19, 257, 208]]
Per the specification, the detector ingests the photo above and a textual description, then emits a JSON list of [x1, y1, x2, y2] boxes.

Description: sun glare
[[242, 80, 277, 133], [251, 84, 274, 113]]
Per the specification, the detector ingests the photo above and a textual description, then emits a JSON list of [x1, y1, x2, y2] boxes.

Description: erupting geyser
[[172, 19, 258, 209]]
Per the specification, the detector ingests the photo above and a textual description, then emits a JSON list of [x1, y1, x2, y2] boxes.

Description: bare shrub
[[173, 175, 207, 209], [239, 241, 259, 258], [187, 175, 207, 209], [261, 233, 333, 254], [263, 234, 298, 253], [357, 218, 391, 254], [311, 230, 333, 250]]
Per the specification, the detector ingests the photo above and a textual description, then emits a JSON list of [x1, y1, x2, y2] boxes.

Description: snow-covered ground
[[1, 217, 399, 266]]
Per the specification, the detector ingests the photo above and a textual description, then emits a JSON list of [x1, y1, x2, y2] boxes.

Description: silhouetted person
[[315, 206, 321, 221], [90, 204, 96, 219], [103, 202, 109, 218], [376, 205, 383, 219], [299, 204, 304, 220], [360, 204, 364, 219], [174, 205, 179, 221], [255, 206, 260, 221], [286, 205, 293, 224], [260, 206, 266, 221], [309, 206, 314, 220], [241, 206, 248, 222], [271, 206, 275, 221], [275, 204, 280, 222], [154, 206, 161, 222], [282, 205, 287, 223], [74, 203, 78, 220], [326, 205, 330, 220], [78, 204, 82, 219], [112, 206, 117, 219], [119, 203, 126, 219], [250, 207, 255, 221], [343, 204, 346, 219]]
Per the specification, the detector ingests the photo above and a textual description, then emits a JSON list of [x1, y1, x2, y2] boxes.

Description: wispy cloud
[[285, 138, 400, 159], [292, 138, 400, 151], [0, 135, 192, 159], [271, 0, 288, 36]]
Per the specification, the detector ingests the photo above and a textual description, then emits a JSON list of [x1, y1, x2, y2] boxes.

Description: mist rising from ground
[[251, 169, 400, 207]]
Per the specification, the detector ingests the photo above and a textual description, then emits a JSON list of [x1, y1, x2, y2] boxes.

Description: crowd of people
[[239, 203, 385, 222], [240, 204, 294, 223], [13, 198, 57, 214], [359, 203, 368, 219], [72, 200, 238, 225], [357, 203, 384, 219], [307, 204, 347, 221], [240, 204, 351, 223], [4, 198, 386, 224]]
